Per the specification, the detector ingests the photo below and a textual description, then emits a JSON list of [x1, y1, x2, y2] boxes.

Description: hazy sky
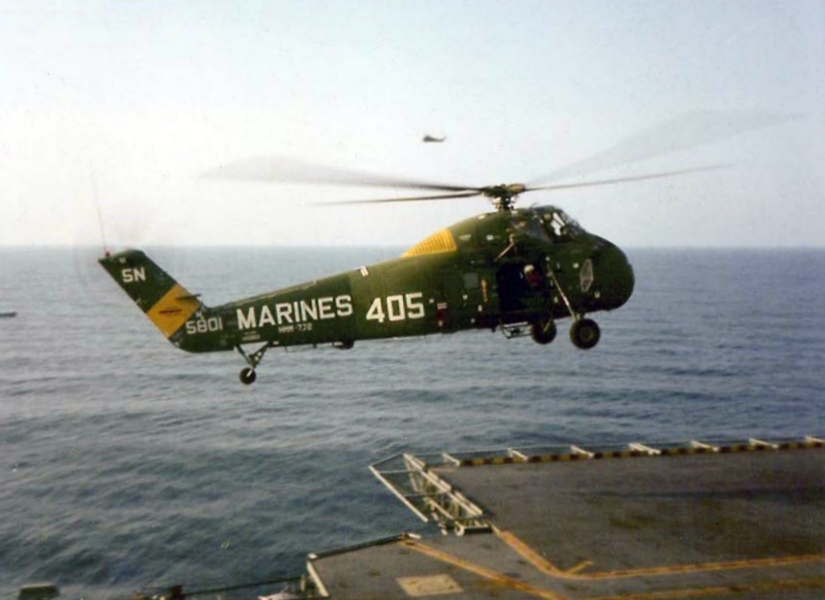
[[2, 1, 824, 248]]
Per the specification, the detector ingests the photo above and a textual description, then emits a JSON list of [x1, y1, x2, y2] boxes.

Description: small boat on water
[[0, 311, 17, 318]]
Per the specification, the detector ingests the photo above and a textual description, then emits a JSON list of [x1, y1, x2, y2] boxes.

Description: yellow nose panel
[[402, 229, 457, 257]]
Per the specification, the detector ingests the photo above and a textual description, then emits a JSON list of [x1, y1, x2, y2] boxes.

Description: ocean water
[[1, 246, 823, 598]]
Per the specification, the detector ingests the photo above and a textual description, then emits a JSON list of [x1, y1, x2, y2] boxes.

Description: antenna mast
[[91, 171, 110, 257]]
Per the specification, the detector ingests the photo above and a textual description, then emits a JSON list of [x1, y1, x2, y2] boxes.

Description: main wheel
[[569, 318, 600, 350], [530, 320, 557, 345], [239, 367, 257, 385]]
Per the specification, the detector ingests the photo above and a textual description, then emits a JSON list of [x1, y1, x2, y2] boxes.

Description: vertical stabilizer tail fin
[[99, 249, 203, 341]]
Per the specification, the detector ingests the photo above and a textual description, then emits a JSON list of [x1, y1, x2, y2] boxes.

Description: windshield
[[510, 214, 551, 243], [535, 207, 585, 241]]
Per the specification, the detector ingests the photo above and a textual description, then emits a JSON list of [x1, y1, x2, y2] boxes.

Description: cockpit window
[[539, 208, 584, 240], [511, 215, 551, 243], [513, 207, 586, 243]]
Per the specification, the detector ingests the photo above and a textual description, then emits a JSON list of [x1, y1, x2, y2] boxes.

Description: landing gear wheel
[[569, 318, 600, 350], [530, 320, 557, 345], [239, 367, 257, 385], [236, 343, 273, 385]]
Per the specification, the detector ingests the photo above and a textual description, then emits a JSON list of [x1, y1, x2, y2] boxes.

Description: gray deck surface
[[309, 445, 825, 600]]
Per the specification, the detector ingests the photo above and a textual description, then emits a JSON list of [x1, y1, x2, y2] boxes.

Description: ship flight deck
[[308, 436, 825, 600]]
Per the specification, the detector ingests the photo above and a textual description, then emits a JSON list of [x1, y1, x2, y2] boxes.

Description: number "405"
[[366, 292, 425, 323]]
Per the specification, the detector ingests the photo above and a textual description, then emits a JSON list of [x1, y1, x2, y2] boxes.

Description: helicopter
[[99, 111, 782, 384], [99, 197, 633, 385]]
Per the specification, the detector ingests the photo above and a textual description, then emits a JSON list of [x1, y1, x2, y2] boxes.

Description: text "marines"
[[237, 295, 353, 330]]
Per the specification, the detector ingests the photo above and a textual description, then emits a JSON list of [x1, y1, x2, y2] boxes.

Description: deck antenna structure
[[91, 170, 110, 257]]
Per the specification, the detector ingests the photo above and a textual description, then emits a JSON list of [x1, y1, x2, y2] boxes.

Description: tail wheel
[[570, 318, 600, 350], [239, 367, 257, 385], [530, 320, 557, 345]]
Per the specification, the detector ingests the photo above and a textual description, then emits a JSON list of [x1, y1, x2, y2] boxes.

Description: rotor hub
[[480, 183, 527, 211]]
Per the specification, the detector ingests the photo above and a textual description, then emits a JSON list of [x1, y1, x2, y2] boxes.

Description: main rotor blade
[[315, 191, 482, 206], [527, 164, 730, 194], [529, 110, 794, 186], [202, 155, 475, 193]]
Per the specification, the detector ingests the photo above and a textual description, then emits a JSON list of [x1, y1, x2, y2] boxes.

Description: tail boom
[[99, 250, 207, 350]]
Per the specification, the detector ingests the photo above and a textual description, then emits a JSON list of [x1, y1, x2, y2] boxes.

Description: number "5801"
[[366, 292, 425, 323], [185, 317, 224, 335]]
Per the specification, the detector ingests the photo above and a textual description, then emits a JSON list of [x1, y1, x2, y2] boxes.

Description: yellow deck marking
[[146, 283, 201, 337], [584, 576, 825, 600], [565, 560, 593, 575], [497, 530, 565, 576], [402, 538, 825, 600], [498, 529, 825, 581], [402, 540, 566, 600]]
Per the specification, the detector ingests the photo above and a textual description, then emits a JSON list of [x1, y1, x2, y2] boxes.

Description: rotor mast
[[480, 183, 527, 212]]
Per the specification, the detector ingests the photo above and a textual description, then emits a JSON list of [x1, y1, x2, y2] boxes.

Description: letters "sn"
[[121, 267, 146, 283]]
